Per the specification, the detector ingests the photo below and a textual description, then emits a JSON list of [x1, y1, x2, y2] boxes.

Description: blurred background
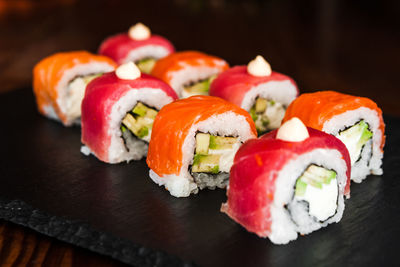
[[0, 0, 399, 115]]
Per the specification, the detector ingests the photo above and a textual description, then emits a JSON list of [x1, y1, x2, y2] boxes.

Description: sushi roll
[[81, 62, 178, 163], [283, 91, 385, 183], [221, 118, 351, 244], [150, 51, 229, 98], [210, 55, 298, 134], [99, 23, 175, 74], [33, 51, 117, 126], [146, 95, 257, 197]]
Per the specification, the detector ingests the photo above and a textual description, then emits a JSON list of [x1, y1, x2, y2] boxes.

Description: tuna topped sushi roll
[[210, 56, 298, 134], [146, 95, 257, 197], [150, 51, 229, 98], [33, 51, 117, 126], [81, 62, 178, 163], [283, 91, 385, 183], [221, 118, 351, 244], [99, 23, 175, 74]]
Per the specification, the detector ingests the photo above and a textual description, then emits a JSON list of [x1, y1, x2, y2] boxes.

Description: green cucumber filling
[[191, 132, 240, 190], [182, 75, 217, 97], [336, 120, 373, 165], [135, 58, 157, 74], [67, 73, 102, 121], [249, 97, 286, 135], [289, 165, 338, 223], [121, 102, 158, 142]]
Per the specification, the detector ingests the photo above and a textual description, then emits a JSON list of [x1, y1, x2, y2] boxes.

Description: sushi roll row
[[31, 22, 386, 245], [33, 23, 299, 134]]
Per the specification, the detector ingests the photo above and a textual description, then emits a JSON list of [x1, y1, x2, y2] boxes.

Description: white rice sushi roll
[[81, 63, 178, 163], [99, 23, 175, 74], [150, 51, 229, 98], [33, 51, 117, 126], [146, 95, 257, 197], [210, 56, 299, 134], [221, 118, 352, 244], [283, 91, 385, 183]]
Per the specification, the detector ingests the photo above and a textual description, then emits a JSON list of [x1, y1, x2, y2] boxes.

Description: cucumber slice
[[192, 133, 239, 175], [192, 154, 221, 173], [337, 120, 373, 165], [137, 126, 149, 138], [250, 97, 285, 133], [136, 58, 156, 74], [82, 73, 102, 84], [301, 175, 323, 189], [183, 75, 217, 95], [193, 154, 203, 166], [132, 102, 148, 117], [210, 165, 219, 174], [255, 98, 268, 113], [295, 179, 307, 197], [196, 133, 210, 155], [295, 165, 337, 197], [306, 165, 336, 184], [209, 136, 237, 150], [249, 106, 258, 121], [185, 80, 210, 94], [122, 114, 139, 132], [121, 102, 158, 140], [292, 164, 339, 222]]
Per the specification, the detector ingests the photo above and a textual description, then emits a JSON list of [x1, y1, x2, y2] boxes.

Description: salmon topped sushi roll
[[210, 56, 298, 134], [33, 51, 117, 126], [81, 62, 178, 163], [99, 23, 175, 74], [283, 91, 385, 183], [221, 118, 351, 244], [146, 95, 257, 197], [150, 51, 229, 98]]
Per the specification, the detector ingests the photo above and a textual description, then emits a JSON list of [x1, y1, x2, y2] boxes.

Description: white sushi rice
[[268, 148, 348, 245], [106, 88, 175, 163], [168, 65, 226, 98], [121, 45, 171, 63], [322, 107, 384, 182], [80, 145, 92, 156], [149, 111, 256, 197], [240, 80, 297, 111], [43, 104, 60, 122], [55, 62, 115, 126]]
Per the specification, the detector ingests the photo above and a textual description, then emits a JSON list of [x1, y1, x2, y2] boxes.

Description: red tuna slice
[[209, 66, 298, 108], [221, 127, 351, 238], [99, 34, 175, 65], [81, 72, 178, 163]]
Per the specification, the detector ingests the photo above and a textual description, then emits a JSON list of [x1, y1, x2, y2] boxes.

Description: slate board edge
[[0, 198, 196, 267]]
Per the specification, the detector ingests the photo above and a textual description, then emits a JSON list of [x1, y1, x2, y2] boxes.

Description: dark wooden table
[[0, 220, 127, 266], [0, 0, 399, 266]]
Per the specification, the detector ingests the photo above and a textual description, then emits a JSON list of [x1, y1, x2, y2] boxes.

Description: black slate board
[[1, 88, 400, 267]]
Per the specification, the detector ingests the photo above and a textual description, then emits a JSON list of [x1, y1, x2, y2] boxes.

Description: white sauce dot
[[116, 62, 141, 80], [128, 23, 151, 40], [276, 117, 309, 142], [247, 55, 272, 77]]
